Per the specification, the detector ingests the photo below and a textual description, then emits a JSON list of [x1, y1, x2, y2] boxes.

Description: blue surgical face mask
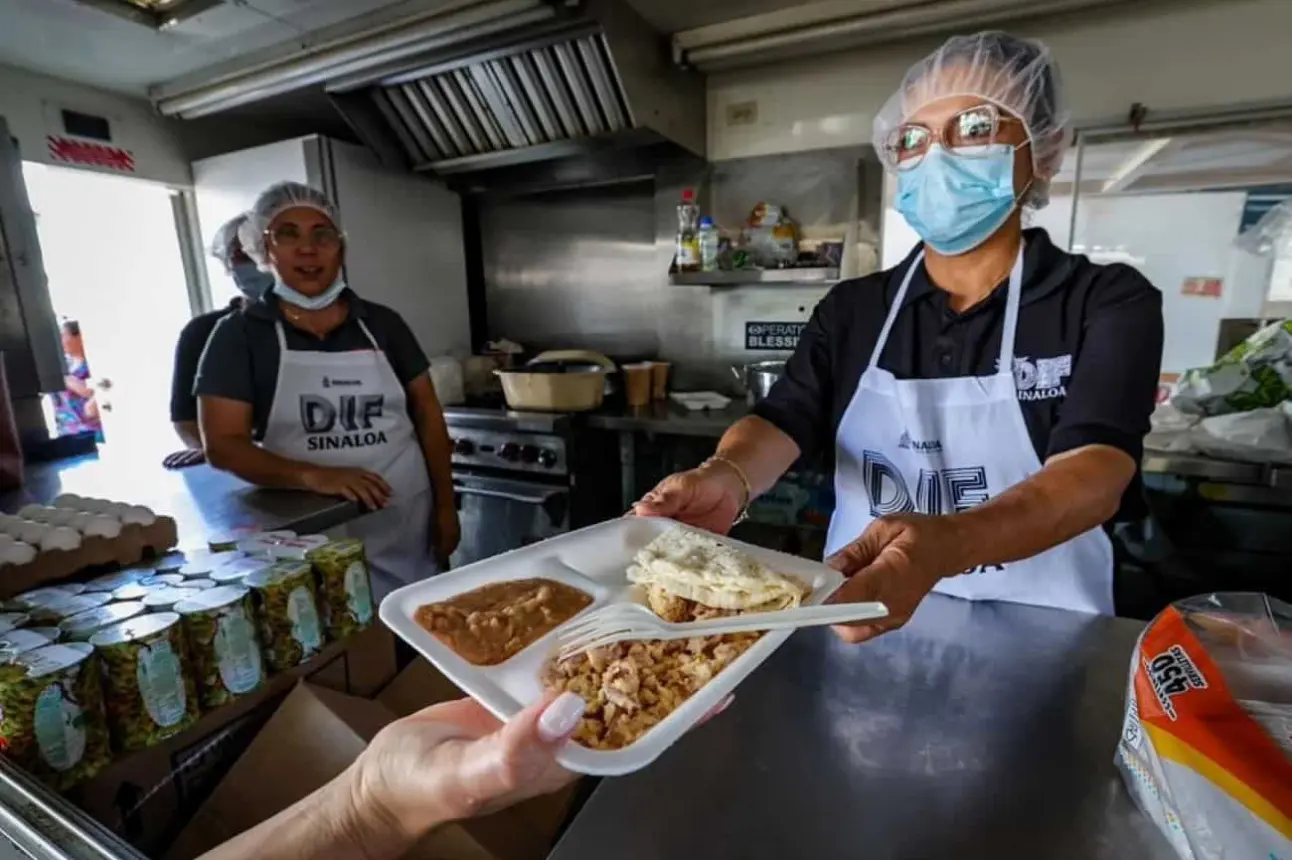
[[272, 272, 347, 310], [230, 262, 274, 300], [896, 143, 1028, 256]]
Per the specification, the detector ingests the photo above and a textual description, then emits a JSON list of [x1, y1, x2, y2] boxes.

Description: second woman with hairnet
[[194, 182, 458, 595], [636, 31, 1164, 638], [164, 213, 274, 469]]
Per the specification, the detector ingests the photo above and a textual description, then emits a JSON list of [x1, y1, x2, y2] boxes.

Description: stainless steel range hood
[[327, 0, 705, 176]]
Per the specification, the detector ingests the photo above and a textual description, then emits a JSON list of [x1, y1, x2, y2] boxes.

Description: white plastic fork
[[555, 600, 889, 661]]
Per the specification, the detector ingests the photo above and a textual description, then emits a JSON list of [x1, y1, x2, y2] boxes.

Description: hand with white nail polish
[[197, 692, 585, 860], [356, 691, 585, 838]]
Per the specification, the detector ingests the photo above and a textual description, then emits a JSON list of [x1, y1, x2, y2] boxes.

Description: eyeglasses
[[268, 224, 342, 250], [882, 104, 1026, 171]]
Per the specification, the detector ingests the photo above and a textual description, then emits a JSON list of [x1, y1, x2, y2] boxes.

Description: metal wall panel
[[478, 147, 874, 392]]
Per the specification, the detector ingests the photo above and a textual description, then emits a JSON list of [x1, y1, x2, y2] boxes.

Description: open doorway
[[1058, 119, 1292, 376], [22, 163, 196, 460]]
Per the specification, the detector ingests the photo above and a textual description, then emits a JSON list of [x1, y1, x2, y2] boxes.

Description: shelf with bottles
[[671, 190, 842, 287], [668, 267, 841, 287]]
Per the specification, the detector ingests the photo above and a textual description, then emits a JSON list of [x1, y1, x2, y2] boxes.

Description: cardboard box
[[166, 681, 560, 860], [309, 623, 398, 698], [164, 684, 389, 860], [376, 654, 465, 717], [77, 625, 398, 856]]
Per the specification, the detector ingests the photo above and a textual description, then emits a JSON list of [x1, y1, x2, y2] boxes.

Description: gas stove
[[441, 406, 617, 567], [442, 406, 569, 476]]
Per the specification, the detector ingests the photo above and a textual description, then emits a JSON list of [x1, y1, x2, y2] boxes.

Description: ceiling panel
[[0, 0, 452, 95], [628, 0, 825, 33], [1051, 124, 1292, 194]]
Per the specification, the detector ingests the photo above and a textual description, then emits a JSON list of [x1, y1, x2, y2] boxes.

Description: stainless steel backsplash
[[480, 146, 879, 393]]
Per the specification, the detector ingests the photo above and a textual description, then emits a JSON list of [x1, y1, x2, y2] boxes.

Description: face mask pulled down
[[896, 143, 1029, 256], [272, 273, 348, 310]]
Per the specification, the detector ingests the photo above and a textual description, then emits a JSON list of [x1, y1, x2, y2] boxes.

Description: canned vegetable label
[[33, 682, 86, 772], [344, 562, 373, 624], [136, 641, 187, 728], [287, 586, 322, 653], [214, 609, 262, 694]]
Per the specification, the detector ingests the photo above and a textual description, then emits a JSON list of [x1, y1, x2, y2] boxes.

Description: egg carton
[[0, 503, 178, 599]]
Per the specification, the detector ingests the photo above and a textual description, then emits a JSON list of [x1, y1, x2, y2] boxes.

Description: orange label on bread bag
[[1132, 606, 1292, 838]]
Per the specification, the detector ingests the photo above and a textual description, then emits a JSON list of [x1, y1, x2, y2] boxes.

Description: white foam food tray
[[380, 516, 847, 776]]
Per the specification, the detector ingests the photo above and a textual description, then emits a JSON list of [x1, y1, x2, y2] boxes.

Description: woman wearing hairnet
[[164, 213, 274, 469], [637, 32, 1163, 637], [194, 182, 459, 594]]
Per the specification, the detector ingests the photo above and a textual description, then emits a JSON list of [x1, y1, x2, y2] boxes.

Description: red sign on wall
[[46, 135, 136, 172], [1181, 276, 1223, 298]]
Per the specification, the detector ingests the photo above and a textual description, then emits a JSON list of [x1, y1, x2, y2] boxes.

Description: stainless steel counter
[[550, 595, 1172, 860], [1140, 451, 1270, 484], [584, 401, 750, 437], [586, 404, 1288, 490], [0, 454, 362, 544]]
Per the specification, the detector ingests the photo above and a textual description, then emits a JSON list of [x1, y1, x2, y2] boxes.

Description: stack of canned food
[[0, 535, 374, 791]]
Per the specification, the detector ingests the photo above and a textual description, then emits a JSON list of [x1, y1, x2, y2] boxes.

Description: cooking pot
[[496, 362, 607, 412], [528, 350, 618, 396], [732, 361, 785, 403]]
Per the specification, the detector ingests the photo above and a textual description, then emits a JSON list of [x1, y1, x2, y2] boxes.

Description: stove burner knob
[[453, 438, 475, 456], [520, 444, 539, 464], [537, 449, 558, 468], [499, 442, 520, 462]]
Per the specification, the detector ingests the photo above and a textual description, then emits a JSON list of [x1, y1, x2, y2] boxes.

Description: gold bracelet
[[704, 454, 752, 524]]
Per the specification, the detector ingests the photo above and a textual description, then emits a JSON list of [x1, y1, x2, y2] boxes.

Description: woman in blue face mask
[[193, 182, 460, 597], [635, 31, 1164, 634], [165, 213, 274, 469]]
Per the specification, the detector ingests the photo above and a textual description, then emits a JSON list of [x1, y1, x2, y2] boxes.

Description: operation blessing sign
[[745, 321, 806, 351]]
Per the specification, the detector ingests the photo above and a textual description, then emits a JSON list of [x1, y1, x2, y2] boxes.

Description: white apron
[[261, 318, 437, 599], [824, 249, 1115, 615]]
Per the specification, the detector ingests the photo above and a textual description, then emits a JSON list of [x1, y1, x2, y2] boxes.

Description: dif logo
[[300, 394, 385, 434], [861, 450, 989, 517]]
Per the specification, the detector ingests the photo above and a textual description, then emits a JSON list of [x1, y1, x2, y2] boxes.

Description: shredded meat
[[543, 593, 761, 750], [601, 659, 641, 711]]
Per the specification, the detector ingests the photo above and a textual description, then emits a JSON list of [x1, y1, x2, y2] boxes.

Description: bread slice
[[627, 528, 810, 612]]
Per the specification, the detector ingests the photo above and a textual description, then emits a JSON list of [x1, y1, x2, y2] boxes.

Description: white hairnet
[[235, 216, 263, 267], [873, 30, 1069, 208], [209, 214, 249, 272], [244, 181, 343, 263]]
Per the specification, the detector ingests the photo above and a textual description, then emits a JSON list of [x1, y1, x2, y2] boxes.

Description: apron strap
[[996, 246, 1026, 374], [355, 318, 381, 351], [868, 246, 1027, 375], [867, 250, 926, 371], [274, 316, 382, 353]]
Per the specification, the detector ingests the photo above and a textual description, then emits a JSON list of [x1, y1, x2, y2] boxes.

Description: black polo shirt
[[171, 298, 242, 423], [193, 290, 430, 439], [753, 228, 1163, 521]]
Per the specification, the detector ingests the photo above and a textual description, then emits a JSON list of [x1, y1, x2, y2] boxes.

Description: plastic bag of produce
[[1188, 405, 1292, 464], [1172, 320, 1292, 416], [1235, 199, 1292, 257], [1144, 403, 1200, 454], [1116, 593, 1292, 860]]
